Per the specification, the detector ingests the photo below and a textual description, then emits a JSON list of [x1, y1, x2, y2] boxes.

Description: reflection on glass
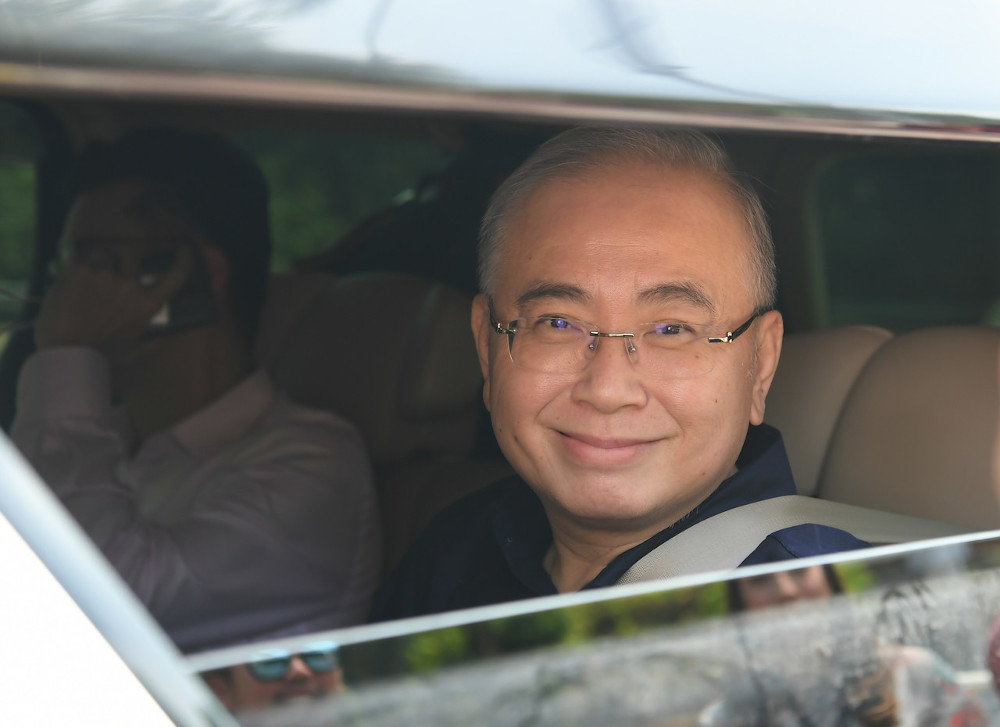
[[708, 562, 990, 726], [196, 536, 1000, 725], [203, 641, 344, 713], [728, 563, 841, 611]]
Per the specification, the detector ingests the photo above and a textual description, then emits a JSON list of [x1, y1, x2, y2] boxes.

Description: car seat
[[255, 271, 510, 575], [817, 326, 1000, 529], [764, 325, 892, 496]]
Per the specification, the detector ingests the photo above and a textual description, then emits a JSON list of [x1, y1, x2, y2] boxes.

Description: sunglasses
[[246, 641, 340, 682]]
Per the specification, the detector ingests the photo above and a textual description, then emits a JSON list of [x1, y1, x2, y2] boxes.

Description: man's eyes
[[520, 316, 588, 337], [541, 317, 574, 330], [522, 317, 699, 335], [650, 322, 695, 336]]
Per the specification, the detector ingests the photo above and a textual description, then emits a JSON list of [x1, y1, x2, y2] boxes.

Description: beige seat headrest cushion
[[257, 272, 484, 464], [818, 326, 1000, 529], [765, 325, 892, 496]]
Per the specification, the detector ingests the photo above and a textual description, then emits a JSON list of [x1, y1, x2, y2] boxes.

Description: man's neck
[[542, 517, 664, 594], [539, 468, 739, 593], [543, 505, 681, 593], [119, 325, 253, 441]]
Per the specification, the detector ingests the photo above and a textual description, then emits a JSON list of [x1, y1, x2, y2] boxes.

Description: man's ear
[[749, 310, 783, 426], [470, 294, 493, 410], [200, 246, 229, 301]]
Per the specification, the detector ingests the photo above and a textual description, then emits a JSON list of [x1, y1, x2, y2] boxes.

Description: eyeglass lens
[[508, 318, 715, 378], [247, 642, 339, 682]]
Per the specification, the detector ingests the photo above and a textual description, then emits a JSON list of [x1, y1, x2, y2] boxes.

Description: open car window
[[5, 3, 1000, 724]]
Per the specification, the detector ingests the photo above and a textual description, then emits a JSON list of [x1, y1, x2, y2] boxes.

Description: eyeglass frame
[[245, 641, 340, 683], [487, 298, 771, 371]]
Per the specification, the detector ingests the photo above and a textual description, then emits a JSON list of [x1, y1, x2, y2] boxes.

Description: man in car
[[371, 126, 866, 620], [11, 128, 381, 650]]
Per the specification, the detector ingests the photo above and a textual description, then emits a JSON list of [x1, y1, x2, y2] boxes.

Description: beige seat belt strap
[[617, 495, 972, 585]]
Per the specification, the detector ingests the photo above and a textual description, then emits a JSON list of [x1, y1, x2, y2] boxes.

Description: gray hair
[[476, 126, 776, 309]]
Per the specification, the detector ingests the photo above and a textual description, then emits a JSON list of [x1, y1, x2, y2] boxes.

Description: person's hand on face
[[35, 243, 193, 359]]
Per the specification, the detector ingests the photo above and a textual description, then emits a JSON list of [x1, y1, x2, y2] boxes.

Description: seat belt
[[617, 495, 973, 585]]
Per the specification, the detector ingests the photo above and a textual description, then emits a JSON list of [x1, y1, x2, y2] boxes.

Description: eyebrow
[[636, 282, 717, 316], [514, 282, 590, 309], [512, 280, 717, 316]]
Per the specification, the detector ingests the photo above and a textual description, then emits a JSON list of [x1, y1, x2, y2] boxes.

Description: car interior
[[1, 94, 999, 609]]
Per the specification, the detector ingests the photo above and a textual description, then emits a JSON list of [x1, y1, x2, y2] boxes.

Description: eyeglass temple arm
[[707, 309, 770, 344]]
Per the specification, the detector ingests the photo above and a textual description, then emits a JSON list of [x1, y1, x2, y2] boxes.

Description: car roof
[[1, 1, 1000, 141]]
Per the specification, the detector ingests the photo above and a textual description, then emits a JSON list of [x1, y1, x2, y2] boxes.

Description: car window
[[814, 150, 1000, 332], [191, 535, 1000, 725], [0, 102, 42, 356], [235, 131, 453, 272]]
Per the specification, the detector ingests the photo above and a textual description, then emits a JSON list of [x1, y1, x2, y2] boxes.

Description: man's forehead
[[495, 162, 750, 313], [513, 279, 717, 315], [63, 181, 194, 247]]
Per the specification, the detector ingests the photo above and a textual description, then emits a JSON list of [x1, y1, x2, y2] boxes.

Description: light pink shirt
[[12, 347, 381, 652]]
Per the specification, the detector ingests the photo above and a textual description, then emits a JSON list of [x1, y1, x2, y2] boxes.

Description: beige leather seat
[[256, 271, 509, 574], [817, 326, 1000, 530], [765, 325, 893, 496]]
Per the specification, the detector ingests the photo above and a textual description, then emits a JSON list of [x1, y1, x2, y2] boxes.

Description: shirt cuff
[[16, 347, 113, 421]]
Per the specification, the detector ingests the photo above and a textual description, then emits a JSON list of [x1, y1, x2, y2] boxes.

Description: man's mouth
[[556, 430, 658, 465], [275, 684, 323, 704]]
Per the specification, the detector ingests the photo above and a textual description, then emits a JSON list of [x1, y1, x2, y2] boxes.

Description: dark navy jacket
[[370, 424, 868, 622]]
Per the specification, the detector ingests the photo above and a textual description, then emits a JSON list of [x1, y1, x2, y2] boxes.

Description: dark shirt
[[370, 424, 868, 622]]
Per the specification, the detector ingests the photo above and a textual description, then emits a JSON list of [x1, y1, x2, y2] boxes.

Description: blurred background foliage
[[0, 163, 33, 280], [236, 131, 452, 273], [0, 162, 35, 352], [0, 122, 452, 350], [343, 583, 730, 681], [341, 565, 881, 685]]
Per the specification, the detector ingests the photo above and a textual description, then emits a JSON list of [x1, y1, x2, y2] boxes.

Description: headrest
[[765, 325, 892, 496], [818, 326, 1000, 529], [256, 272, 484, 464]]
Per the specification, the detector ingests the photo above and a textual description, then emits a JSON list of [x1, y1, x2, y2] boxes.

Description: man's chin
[[548, 479, 708, 533], [551, 496, 673, 532]]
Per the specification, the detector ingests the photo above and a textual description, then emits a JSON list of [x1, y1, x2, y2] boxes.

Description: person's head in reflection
[[205, 641, 345, 711], [728, 564, 842, 611]]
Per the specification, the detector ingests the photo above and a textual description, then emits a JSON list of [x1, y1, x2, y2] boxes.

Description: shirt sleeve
[[11, 348, 382, 649], [158, 414, 383, 648]]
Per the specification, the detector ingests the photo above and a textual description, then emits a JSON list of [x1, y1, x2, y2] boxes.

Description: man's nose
[[284, 656, 314, 682], [771, 572, 802, 603], [571, 334, 647, 412]]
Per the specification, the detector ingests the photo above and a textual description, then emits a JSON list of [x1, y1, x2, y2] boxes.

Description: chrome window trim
[[2, 61, 999, 145]]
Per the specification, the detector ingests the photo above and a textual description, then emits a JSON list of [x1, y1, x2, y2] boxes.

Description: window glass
[[815, 152, 1000, 331], [0, 102, 42, 354], [191, 536, 1000, 724], [235, 131, 452, 272]]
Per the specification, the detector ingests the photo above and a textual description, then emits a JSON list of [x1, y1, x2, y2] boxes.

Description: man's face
[[737, 566, 834, 610], [60, 180, 196, 277], [55, 180, 214, 383], [471, 162, 783, 536], [209, 659, 345, 712]]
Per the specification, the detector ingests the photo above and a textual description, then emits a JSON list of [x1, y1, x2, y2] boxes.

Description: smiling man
[[371, 126, 866, 620]]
